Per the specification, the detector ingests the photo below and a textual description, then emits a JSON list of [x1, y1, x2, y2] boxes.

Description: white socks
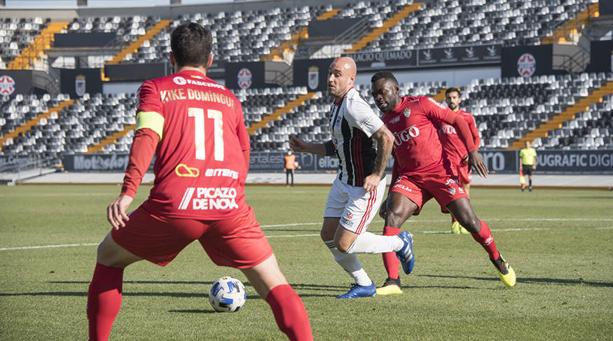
[[325, 240, 372, 286], [346, 232, 403, 254]]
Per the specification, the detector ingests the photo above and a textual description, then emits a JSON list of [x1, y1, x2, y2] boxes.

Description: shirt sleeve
[[234, 98, 250, 152], [136, 80, 165, 139], [345, 97, 384, 137], [121, 128, 159, 197], [421, 97, 477, 152], [421, 96, 453, 123], [467, 114, 481, 148]]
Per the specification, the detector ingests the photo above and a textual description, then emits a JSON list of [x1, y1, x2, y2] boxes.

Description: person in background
[[519, 141, 537, 192], [284, 150, 299, 186]]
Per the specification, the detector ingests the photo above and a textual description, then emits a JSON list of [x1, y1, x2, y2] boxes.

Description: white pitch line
[[268, 233, 320, 238], [261, 222, 321, 228], [1, 225, 612, 252]]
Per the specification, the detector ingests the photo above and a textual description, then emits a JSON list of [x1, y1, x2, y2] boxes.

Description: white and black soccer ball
[[209, 276, 247, 312]]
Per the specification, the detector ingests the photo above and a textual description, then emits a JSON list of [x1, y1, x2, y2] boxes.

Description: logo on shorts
[[344, 212, 353, 220], [393, 183, 412, 193], [173, 76, 187, 85]]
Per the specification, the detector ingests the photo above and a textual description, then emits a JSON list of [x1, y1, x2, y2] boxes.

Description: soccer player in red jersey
[[439, 87, 481, 234], [370, 72, 516, 296], [87, 23, 312, 341]]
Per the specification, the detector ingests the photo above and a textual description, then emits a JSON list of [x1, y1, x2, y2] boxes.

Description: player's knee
[[336, 240, 351, 253], [457, 214, 479, 231], [96, 241, 117, 265], [386, 206, 409, 227], [320, 228, 335, 243]]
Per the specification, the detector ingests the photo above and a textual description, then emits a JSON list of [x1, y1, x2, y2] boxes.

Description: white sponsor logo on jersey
[[440, 123, 457, 135], [204, 168, 239, 179], [393, 125, 420, 146], [173, 76, 187, 85], [178, 187, 239, 210]]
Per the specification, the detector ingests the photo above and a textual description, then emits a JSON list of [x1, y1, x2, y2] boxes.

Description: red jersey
[[382, 96, 476, 178], [438, 109, 480, 164], [126, 69, 250, 219]]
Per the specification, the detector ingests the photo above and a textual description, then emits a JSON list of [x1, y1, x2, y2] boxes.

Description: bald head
[[328, 57, 357, 99], [332, 57, 357, 77]]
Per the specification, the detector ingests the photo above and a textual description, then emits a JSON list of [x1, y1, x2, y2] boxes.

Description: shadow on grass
[[168, 309, 218, 314], [49, 280, 348, 291], [3, 282, 343, 299], [0, 291, 207, 298], [418, 274, 613, 287]]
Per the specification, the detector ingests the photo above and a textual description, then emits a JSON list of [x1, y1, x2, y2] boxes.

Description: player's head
[[445, 87, 462, 111], [170, 22, 213, 69], [328, 57, 356, 98], [525, 140, 531, 148], [370, 71, 400, 113]]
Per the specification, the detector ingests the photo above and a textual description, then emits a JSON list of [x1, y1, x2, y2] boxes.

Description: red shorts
[[111, 205, 273, 269], [456, 162, 471, 186], [390, 173, 468, 215]]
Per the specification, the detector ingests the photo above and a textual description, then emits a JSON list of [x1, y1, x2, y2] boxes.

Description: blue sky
[[5, 0, 227, 8]]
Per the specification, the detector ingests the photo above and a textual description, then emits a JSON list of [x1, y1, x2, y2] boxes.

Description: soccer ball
[[209, 276, 247, 312]]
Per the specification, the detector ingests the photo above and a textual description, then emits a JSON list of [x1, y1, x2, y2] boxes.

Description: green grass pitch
[[1, 184, 612, 340]]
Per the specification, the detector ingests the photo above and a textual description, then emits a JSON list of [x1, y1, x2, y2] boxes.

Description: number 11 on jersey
[[188, 107, 224, 161]]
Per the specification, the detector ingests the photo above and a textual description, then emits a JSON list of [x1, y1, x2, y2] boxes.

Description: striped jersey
[[329, 87, 384, 187]]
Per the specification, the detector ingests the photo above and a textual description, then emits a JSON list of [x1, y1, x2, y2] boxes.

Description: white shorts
[[323, 177, 386, 234]]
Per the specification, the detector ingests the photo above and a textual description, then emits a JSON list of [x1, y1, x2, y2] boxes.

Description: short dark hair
[[445, 87, 461, 96], [371, 71, 398, 85], [171, 22, 212, 68]]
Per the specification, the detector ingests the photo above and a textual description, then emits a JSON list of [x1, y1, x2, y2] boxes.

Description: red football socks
[[471, 221, 500, 260], [382, 226, 401, 280], [265, 284, 313, 341], [87, 263, 124, 341]]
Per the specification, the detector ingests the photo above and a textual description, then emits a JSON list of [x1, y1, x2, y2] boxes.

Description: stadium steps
[[261, 27, 309, 62], [509, 80, 613, 150], [345, 3, 423, 53], [261, 8, 341, 62], [7, 21, 69, 70], [247, 92, 317, 135], [316, 8, 341, 21], [86, 124, 136, 154], [541, 3, 599, 44], [102, 19, 172, 79], [0, 99, 74, 151]]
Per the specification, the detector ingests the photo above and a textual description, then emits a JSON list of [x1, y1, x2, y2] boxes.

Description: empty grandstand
[[1, 0, 612, 175]]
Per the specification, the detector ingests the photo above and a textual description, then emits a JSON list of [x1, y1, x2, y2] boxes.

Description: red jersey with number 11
[[137, 69, 250, 219]]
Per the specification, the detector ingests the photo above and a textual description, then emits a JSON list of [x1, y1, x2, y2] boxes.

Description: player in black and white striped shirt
[[290, 57, 414, 299]]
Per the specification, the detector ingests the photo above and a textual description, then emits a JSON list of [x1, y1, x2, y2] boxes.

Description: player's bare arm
[[364, 125, 394, 192], [289, 135, 331, 156]]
